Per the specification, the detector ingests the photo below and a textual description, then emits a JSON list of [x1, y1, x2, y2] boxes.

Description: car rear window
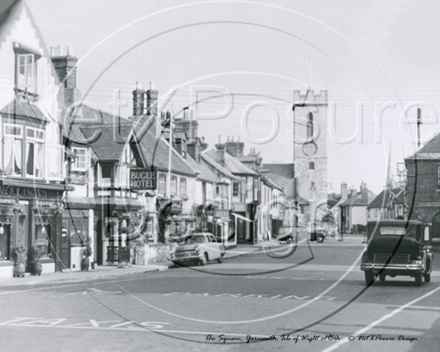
[[379, 227, 407, 235]]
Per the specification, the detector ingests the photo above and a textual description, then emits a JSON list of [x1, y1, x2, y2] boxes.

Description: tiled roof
[[81, 124, 131, 161], [63, 103, 131, 144], [340, 190, 376, 207], [204, 146, 258, 176], [184, 153, 217, 183], [0, 0, 19, 33], [263, 163, 295, 179], [367, 187, 405, 209], [201, 153, 239, 180], [259, 172, 283, 191], [406, 132, 440, 159], [133, 120, 196, 177], [0, 99, 48, 124]]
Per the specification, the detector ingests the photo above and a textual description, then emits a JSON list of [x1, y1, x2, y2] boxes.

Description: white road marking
[[322, 285, 440, 352]]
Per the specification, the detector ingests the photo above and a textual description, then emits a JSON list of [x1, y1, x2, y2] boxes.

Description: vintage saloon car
[[171, 233, 225, 266], [361, 220, 433, 286]]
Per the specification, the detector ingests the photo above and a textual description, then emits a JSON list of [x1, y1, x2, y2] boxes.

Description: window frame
[[71, 147, 89, 171], [158, 173, 166, 195], [180, 177, 187, 196]]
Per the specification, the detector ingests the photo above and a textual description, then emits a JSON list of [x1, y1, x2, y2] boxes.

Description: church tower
[[292, 90, 328, 221]]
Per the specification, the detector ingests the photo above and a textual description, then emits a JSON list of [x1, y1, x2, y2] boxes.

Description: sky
[[27, 0, 440, 195]]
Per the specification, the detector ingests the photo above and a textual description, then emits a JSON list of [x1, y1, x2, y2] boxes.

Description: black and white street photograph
[[1, 1, 440, 351]]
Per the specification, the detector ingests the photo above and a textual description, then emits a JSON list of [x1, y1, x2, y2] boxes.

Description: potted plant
[[14, 245, 27, 278], [81, 235, 92, 271], [31, 242, 48, 276]]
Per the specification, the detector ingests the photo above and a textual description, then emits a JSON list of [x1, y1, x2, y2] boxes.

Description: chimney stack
[[215, 135, 226, 167], [341, 182, 347, 200], [132, 82, 145, 117], [51, 45, 81, 107], [361, 181, 368, 203], [146, 81, 158, 116]]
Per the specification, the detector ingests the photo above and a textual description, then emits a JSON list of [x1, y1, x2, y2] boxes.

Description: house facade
[[0, 0, 71, 277]]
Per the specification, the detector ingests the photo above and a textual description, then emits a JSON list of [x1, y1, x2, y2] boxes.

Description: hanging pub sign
[[129, 168, 157, 191]]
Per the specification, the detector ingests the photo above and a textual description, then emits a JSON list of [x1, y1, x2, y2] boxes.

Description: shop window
[[180, 177, 187, 196], [71, 147, 90, 171], [35, 224, 51, 257], [158, 174, 166, 195], [171, 176, 177, 195], [69, 218, 87, 246], [0, 224, 11, 261]]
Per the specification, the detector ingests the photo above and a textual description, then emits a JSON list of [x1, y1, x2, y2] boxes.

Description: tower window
[[309, 162, 315, 170]]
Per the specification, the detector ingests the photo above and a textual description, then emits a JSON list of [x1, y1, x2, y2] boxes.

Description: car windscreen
[[185, 236, 205, 244]]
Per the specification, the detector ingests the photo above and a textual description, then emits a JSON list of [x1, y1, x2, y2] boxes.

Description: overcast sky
[[28, 0, 440, 195]]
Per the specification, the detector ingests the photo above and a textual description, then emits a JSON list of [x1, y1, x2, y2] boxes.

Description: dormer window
[[14, 43, 42, 96]]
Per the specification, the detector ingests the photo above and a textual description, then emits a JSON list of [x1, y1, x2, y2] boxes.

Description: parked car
[[171, 233, 225, 266], [306, 222, 327, 243], [361, 220, 433, 286]]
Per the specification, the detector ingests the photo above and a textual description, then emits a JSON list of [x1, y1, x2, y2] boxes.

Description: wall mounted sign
[[129, 168, 157, 191], [418, 202, 440, 207]]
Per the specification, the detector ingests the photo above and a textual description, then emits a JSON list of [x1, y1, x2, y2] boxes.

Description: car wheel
[[415, 273, 423, 286], [424, 273, 431, 283], [217, 254, 224, 263], [316, 235, 324, 243], [379, 273, 386, 282], [364, 271, 375, 285], [199, 253, 207, 266]]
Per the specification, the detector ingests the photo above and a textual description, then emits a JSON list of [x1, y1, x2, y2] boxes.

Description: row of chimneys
[[340, 181, 369, 203], [47, 46, 249, 169]]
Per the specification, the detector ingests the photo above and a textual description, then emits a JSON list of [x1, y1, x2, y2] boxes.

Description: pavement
[[0, 234, 366, 287]]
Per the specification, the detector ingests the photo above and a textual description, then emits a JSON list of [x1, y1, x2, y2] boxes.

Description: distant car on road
[[361, 220, 433, 286], [171, 233, 225, 266]]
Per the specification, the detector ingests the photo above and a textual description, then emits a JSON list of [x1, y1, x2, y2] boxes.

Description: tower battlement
[[293, 90, 328, 105]]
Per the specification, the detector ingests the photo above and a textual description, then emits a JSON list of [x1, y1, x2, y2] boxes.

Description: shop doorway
[[0, 224, 11, 261]]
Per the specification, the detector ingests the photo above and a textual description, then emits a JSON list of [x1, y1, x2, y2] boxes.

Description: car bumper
[[361, 263, 424, 274]]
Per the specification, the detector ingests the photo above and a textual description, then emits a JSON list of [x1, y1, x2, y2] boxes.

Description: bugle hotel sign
[[129, 168, 156, 191]]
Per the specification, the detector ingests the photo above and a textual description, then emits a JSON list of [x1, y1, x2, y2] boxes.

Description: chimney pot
[[67, 45, 74, 56], [149, 81, 155, 90]]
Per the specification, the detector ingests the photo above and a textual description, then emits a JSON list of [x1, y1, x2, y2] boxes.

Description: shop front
[[0, 180, 72, 278], [95, 196, 143, 266]]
